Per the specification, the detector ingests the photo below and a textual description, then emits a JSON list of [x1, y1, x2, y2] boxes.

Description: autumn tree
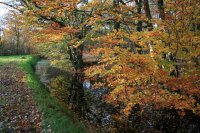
[[2, 0, 199, 131], [84, 0, 200, 119], [0, 10, 35, 55], [11, 0, 95, 114]]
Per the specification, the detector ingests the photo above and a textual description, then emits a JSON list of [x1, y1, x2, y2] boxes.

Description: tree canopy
[[1, 0, 200, 129]]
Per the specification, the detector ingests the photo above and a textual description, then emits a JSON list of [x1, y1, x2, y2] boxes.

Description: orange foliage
[[18, 0, 200, 117]]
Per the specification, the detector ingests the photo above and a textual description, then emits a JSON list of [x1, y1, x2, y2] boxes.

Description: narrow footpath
[[0, 63, 42, 132]]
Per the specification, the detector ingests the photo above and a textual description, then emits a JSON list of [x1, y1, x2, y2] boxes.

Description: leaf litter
[[0, 63, 43, 132]]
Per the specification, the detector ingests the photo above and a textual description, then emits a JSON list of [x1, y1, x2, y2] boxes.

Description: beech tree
[[83, 0, 200, 117], [2, 0, 199, 124]]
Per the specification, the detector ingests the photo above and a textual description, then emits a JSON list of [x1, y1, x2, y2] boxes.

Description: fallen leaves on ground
[[0, 63, 42, 132]]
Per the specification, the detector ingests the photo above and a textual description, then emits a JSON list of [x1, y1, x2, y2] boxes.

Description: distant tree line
[[0, 11, 32, 55]]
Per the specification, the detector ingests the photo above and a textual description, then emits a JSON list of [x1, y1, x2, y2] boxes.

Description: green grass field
[[0, 55, 86, 133]]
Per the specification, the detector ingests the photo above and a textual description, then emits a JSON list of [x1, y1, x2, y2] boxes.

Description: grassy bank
[[0, 55, 86, 133]]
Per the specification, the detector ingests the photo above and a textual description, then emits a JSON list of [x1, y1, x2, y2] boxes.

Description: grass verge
[[0, 55, 86, 133]]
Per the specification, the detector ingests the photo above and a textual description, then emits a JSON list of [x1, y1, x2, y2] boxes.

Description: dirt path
[[0, 63, 42, 132]]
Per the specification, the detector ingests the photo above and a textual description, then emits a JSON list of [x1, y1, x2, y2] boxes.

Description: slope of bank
[[0, 55, 86, 133]]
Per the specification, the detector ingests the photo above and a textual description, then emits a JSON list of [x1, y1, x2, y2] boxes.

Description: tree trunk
[[143, 0, 153, 30], [14, 22, 20, 55], [16, 34, 20, 55], [113, 0, 121, 31], [143, 0, 152, 19], [70, 70, 87, 114], [135, 0, 143, 31], [67, 43, 89, 116], [157, 0, 165, 20]]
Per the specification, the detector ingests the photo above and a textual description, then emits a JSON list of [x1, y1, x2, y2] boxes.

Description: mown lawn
[[0, 55, 86, 133]]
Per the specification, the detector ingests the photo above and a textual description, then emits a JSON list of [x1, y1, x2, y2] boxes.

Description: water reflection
[[35, 59, 50, 86], [35, 60, 200, 132]]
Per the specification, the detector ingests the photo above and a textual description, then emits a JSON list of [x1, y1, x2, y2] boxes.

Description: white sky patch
[[0, 0, 10, 20], [0, 7, 8, 17]]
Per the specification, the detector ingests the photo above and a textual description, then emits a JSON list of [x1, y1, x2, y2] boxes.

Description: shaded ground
[[0, 63, 42, 132]]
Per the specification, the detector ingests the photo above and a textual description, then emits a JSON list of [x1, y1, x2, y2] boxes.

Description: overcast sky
[[0, 0, 10, 20]]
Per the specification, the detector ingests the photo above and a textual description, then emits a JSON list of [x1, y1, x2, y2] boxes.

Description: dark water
[[35, 59, 50, 86], [35, 60, 200, 133]]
